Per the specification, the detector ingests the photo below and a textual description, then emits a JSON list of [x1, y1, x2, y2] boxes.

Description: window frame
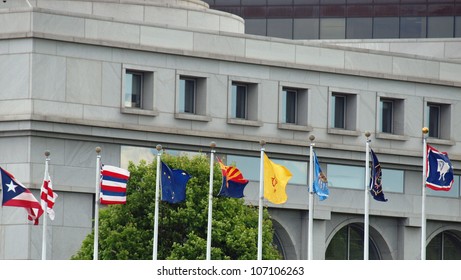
[[175, 71, 211, 122], [227, 77, 262, 127], [328, 88, 360, 136], [424, 97, 453, 144], [121, 64, 157, 116]]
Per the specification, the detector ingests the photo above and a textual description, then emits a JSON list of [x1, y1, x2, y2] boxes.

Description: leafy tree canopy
[[72, 153, 282, 260]]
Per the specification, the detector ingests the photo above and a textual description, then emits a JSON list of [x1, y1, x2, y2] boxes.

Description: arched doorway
[[325, 223, 381, 260], [427, 230, 461, 260]]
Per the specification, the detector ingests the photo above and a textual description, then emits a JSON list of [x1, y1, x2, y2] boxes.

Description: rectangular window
[[179, 77, 196, 114], [428, 104, 441, 138], [426, 101, 451, 140], [381, 99, 394, 133], [125, 71, 143, 108], [232, 83, 248, 119], [346, 18, 373, 39], [320, 18, 346, 39], [332, 94, 346, 129], [373, 17, 399, 39], [427, 16, 454, 38], [400, 16, 427, 38], [283, 88, 297, 124]]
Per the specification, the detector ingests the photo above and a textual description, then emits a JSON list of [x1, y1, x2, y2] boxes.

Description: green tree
[[72, 153, 281, 260]]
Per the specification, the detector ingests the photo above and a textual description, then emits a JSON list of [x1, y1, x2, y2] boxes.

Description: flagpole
[[364, 131, 371, 260], [93, 147, 101, 260], [421, 127, 429, 260], [307, 135, 315, 260], [153, 144, 162, 260], [206, 142, 216, 260], [41, 150, 50, 260], [257, 140, 266, 260]]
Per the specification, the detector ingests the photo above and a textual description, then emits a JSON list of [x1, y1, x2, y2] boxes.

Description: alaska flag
[[100, 165, 130, 205], [369, 149, 388, 202], [312, 152, 329, 201], [426, 144, 454, 191], [161, 161, 191, 203], [217, 158, 249, 198], [1, 167, 44, 225]]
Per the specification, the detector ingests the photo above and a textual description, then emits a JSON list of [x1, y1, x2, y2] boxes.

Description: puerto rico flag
[[1, 167, 44, 225], [426, 144, 454, 191], [100, 165, 130, 205]]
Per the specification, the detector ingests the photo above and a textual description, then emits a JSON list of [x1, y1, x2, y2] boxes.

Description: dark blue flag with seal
[[369, 149, 388, 202], [426, 144, 453, 191]]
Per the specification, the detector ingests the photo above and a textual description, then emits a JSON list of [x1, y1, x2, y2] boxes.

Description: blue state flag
[[312, 152, 329, 201], [369, 149, 388, 202], [161, 161, 191, 203], [426, 144, 454, 191]]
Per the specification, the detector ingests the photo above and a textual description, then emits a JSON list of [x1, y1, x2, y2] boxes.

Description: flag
[[369, 149, 388, 202], [100, 165, 130, 204], [40, 170, 58, 220], [1, 167, 44, 225], [263, 153, 292, 204], [217, 157, 249, 198], [161, 161, 191, 204], [312, 151, 329, 201], [426, 144, 454, 191]]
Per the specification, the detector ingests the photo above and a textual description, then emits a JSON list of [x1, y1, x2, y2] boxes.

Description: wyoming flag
[[263, 153, 292, 204]]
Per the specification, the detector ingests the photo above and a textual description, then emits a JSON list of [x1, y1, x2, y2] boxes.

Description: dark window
[[332, 94, 346, 129], [267, 18, 293, 39], [427, 231, 461, 260], [325, 224, 380, 260], [381, 99, 393, 134], [179, 77, 196, 113], [347, 18, 372, 39], [283, 88, 297, 124], [373, 17, 400, 38], [232, 83, 248, 119], [456, 16, 461, 37], [400, 16, 427, 38], [320, 18, 346, 39], [125, 71, 143, 108], [428, 104, 441, 138], [428, 16, 454, 38]]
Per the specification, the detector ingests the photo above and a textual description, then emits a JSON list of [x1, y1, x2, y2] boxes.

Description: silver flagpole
[[153, 144, 162, 260], [206, 142, 216, 260], [421, 127, 429, 260], [257, 140, 266, 260], [94, 147, 101, 260], [307, 135, 315, 260], [364, 131, 371, 260], [41, 150, 50, 260]]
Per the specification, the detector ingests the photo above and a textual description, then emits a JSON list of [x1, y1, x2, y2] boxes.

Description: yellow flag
[[263, 153, 293, 204]]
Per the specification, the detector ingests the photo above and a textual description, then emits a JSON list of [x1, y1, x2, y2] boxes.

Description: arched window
[[427, 231, 461, 260], [325, 224, 381, 260]]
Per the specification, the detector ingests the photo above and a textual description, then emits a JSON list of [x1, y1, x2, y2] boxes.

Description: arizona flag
[[426, 144, 454, 191], [217, 157, 249, 198], [40, 171, 58, 220], [100, 165, 130, 204], [1, 167, 44, 225], [263, 153, 292, 204]]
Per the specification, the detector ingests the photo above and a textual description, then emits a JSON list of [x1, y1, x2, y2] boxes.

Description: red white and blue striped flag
[[1, 167, 44, 225], [100, 165, 130, 205]]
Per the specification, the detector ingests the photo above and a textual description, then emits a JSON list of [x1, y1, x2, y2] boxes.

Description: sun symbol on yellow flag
[[263, 153, 292, 204]]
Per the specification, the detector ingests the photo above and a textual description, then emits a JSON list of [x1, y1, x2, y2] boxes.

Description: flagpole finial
[[309, 135, 315, 142], [44, 150, 50, 157], [422, 127, 429, 135], [210, 141, 216, 149], [365, 131, 371, 138], [260, 140, 266, 147], [95, 147, 101, 154], [156, 144, 162, 151]]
